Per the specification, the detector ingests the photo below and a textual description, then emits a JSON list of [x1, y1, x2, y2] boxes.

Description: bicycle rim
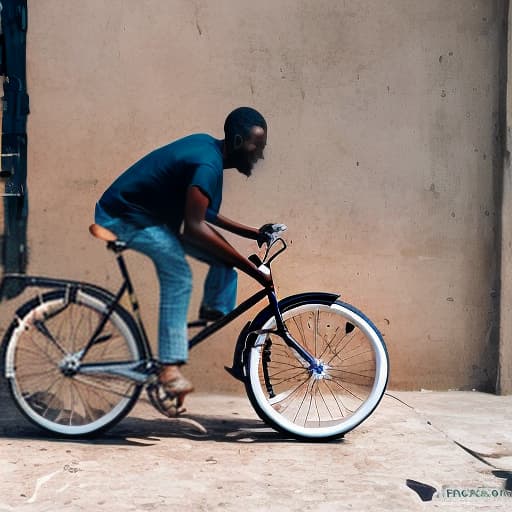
[[4, 290, 143, 436], [247, 301, 388, 440]]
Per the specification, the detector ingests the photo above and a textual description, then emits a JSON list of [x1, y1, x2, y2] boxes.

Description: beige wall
[[1, 0, 508, 392], [500, 1, 512, 394]]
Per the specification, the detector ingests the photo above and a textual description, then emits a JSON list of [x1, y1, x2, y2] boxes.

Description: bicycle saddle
[[89, 223, 117, 241], [89, 223, 127, 253]]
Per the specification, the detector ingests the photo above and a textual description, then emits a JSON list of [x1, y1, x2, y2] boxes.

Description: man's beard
[[237, 165, 252, 177], [231, 151, 253, 177]]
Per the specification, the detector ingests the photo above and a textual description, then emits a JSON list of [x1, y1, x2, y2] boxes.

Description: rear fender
[[1, 273, 117, 308]]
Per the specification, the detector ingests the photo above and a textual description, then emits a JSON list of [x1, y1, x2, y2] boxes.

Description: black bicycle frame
[[86, 250, 318, 368], [0, 246, 319, 371], [188, 287, 268, 349]]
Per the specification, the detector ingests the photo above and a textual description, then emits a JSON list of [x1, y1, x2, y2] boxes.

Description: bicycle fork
[[264, 290, 322, 373]]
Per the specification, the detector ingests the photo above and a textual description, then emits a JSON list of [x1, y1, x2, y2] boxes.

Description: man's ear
[[234, 134, 243, 149]]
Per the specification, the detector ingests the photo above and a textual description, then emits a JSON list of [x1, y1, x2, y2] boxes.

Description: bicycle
[[0, 224, 389, 441]]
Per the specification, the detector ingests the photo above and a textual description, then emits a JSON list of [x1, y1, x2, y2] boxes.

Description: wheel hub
[[59, 354, 80, 376], [311, 360, 330, 380]]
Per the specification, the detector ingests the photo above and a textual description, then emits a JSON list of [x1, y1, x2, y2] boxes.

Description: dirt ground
[[1, 390, 512, 511]]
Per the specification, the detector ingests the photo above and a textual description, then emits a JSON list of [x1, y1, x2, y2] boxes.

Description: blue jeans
[[95, 203, 237, 364]]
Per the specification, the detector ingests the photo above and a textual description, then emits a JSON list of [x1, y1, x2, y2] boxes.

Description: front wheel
[[245, 298, 389, 441]]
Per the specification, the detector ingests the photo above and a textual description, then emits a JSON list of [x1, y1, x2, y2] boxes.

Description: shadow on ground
[[0, 409, 338, 447], [0, 377, 343, 446]]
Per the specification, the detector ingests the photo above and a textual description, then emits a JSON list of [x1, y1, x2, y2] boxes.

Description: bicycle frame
[[111, 246, 319, 368], [1, 240, 320, 384]]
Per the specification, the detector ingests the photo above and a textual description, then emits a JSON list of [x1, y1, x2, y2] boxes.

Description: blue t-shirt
[[99, 134, 224, 233]]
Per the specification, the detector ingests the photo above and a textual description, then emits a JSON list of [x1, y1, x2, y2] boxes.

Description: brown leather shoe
[[160, 375, 194, 399]]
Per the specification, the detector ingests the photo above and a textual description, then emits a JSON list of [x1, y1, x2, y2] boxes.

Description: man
[[95, 107, 275, 408]]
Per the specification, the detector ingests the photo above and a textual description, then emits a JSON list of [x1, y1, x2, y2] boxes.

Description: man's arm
[[183, 186, 271, 287], [208, 212, 259, 240], [209, 213, 287, 248]]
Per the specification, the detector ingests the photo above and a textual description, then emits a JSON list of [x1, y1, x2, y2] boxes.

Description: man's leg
[[184, 243, 238, 319], [126, 225, 194, 407], [202, 265, 237, 316], [127, 225, 192, 365], [95, 207, 193, 407]]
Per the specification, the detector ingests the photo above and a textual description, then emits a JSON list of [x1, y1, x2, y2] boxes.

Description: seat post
[[114, 249, 152, 356], [115, 252, 132, 290]]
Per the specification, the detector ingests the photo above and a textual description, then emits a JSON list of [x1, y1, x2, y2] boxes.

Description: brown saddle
[[88, 223, 117, 242]]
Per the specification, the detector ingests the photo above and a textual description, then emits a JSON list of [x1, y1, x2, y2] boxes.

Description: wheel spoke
[[317, 382, 335, 420], [39, 376, 64, 418], [267, 359, 305, 372], [25, 329, 63, 366], [270, 376, 310, 409], [292, 378, 315, 424], [72, 379, 100, 422], [327, 376, 366, 403], [70, 305, 86, 353], [328, 369, 375, 386], [15, 367, 60, 382], [291, 315, 308, 351], [326, 333, 359, 366], [72, 374, 134, 399], [339, 348, 374, 363], [69, 381, 76, 426], [33, 320, 68, 356], [323, 378, 353, 415], [322, 378, 346, 417], [269, 368, 309, 386], [305, 382, 316, 425], [318, 326, 341, 360]]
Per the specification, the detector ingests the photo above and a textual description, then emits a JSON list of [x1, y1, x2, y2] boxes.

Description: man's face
[[232, 126, 267, 177]]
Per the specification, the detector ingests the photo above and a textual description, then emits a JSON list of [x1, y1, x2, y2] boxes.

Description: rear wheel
[[2, 289, 144, 436], [245, 299, 388, 440]]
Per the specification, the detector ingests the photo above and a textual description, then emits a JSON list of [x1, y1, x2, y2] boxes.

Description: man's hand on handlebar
[[256, 269, 274, 289], [257, 223, 287, 248]]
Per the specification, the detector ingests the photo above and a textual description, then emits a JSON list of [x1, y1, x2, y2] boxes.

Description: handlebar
[[248, 236, 287, 271], [264, 237, 287, 266]]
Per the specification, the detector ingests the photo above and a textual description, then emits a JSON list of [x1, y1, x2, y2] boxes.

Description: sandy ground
[[1, 390, 512, 511]]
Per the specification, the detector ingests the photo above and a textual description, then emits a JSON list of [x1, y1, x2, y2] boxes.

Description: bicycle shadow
[[0, 375, 36, 434], [0, 389, 344, 446], [107, 414, 301, 445], [0, 413, 343, 446], [0, 361, 345, 446]]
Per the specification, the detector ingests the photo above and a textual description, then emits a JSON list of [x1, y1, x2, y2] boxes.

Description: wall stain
[[429, 183, 440, 199], [194, 4, 203, 36]]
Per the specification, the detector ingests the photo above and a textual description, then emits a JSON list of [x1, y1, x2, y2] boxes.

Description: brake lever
[[262, 237, 287, 266]]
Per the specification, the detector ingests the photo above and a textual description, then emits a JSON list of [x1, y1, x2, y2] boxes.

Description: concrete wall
[[500, 1, 512, 394], [0, 0, 507, 393]]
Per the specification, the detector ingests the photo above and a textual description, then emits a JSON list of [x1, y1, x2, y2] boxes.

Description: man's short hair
[[224, 107, 267, 151]]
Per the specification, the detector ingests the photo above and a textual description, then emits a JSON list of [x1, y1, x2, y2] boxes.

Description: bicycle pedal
[[146, 383, 186, 418]]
